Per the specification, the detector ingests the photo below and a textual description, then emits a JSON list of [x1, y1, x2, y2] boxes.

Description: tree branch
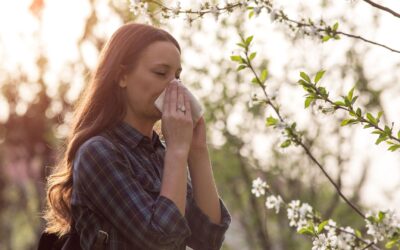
[[242, 46, 366, 219], [362, 0, 400, 19]]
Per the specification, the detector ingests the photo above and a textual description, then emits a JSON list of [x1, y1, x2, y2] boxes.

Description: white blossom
[[251, 177, 269, 197], [324, 219, 337, 234], [248, 93, 259, 108], [287, 200, 313, 230], [129, 1, 149, 17], [312, 234, 329, 250], [269, 90, 278, 100], [312, 232, 338, 250], [337, 226, 357, 250], [248, 98, 254, 108], [270, 9, 277, 22], [310, 26, 319, 36], [276, 121, 286, 130], [365, 210, 400, 243], [253, 7, 261, 16], [171, 1, 181, 15], [265, 195, 283, 213], [210, 5, 219, 21]]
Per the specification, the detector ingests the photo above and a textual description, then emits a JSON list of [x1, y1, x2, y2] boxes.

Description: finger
[[162, 86, 170, 115], [163, 84, 172, 115], [177, 84, 185, 115], [183, 88, 192, 120], [168, 82, 178, 114]]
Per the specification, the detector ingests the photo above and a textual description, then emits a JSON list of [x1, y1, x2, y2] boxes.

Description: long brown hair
[[43, 22, 181, 236]]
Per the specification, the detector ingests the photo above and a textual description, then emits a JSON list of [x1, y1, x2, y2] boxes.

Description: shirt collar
[[112, 120, 164, 149]]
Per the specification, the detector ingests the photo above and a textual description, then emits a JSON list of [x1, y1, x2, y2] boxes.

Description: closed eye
[[154, 72, 181, 80]]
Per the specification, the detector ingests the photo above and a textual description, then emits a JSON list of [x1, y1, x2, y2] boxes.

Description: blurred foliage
[[0, 0, 398, 249]]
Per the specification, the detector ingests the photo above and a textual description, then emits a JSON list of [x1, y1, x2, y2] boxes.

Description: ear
[[118, 65, 128, 88], [118, 75, 127, 88]]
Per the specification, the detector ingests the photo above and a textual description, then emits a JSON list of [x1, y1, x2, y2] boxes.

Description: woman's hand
[[190, 116, 207, 151], [161, 81, 193, 156]]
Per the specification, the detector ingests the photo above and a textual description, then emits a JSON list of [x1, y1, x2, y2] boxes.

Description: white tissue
[[154, 79, 204, 123]]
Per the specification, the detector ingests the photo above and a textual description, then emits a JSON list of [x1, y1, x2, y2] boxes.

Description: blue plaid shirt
[[71, 120, 231, 250]]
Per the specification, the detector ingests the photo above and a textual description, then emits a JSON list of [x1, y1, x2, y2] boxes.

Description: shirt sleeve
[[72, 136, 192, 250], [185, 190, 232, 249]]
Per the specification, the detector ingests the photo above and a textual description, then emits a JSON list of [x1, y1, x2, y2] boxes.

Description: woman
[[42, 22, 231, 250]]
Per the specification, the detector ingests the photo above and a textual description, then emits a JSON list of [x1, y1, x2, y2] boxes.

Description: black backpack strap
[[38, 232, 59, 250]]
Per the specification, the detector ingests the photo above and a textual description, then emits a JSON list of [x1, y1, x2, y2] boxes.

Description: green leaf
[[230, 55, 242, 62], [266, 116, 278, 126], [356, 108, 362, 117], [366, 113, 377, 125], [375, 136, 387, 145], [341, 119, 350, 126], [248, 10, 254, 19], [333, 22, 339, 31], [378, 211, 385, 222], [384, 125, 392, 134], [317, 220, 329, 234], [305, 96, 314, 108], [347, 86, 355, 101], [280, 139, 291, 148], [249, 52, 256, 61], [334, 101, 345, 106], [300, 72, 311, 83], [398, 130, 400, 139], [245, 35, 254, 46], [351, 96, 358, 104], [236, 65, 246, 71], [314, 70, 325, 84], [251, 77, 259, 84], [334, 35, 341, 40], [385, 239, 398, 249], [298, 79, 313, 90], [236, 42, 246, 48], [322, 35, 331, 42], [388, 144, 400, 152], [297, 227, 314, 236], [260, 69, 268, 83], [377, 111, 383, 122], [341, 119, 357, 126], [317, 87, 328, 97], [355, 230, 362, 238], [344, 97, 351, 107]]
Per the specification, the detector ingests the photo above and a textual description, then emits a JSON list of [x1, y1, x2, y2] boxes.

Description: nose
[[168, 78, 180, 84], [165, 78, 181, 89]]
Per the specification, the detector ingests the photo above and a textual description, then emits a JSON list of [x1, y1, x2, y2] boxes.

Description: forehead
[[140, 41, 181, 67]]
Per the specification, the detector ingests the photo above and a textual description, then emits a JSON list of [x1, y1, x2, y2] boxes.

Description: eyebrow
[[153, 63, 182, 72]]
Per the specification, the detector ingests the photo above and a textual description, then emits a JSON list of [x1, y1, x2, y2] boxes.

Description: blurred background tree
[[0, 0, 399, 249]]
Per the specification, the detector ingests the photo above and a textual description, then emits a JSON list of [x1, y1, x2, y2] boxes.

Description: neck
[[123, 113, 156, 139]]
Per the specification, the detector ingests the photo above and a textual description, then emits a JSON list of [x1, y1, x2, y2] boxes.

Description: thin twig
[[362, 0, 400, 19], [337, 30, 400, 54], [284, 18, 400, 54]]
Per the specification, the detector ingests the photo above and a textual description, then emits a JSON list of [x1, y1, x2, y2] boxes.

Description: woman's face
[[119, 41, 182, 121]]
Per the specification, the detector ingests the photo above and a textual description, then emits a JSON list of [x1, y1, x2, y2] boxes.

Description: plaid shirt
[[71, 121, 231, 250]]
